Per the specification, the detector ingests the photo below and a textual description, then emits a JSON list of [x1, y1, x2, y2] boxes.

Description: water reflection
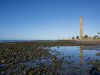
[[50, 46, 100, 70], [80, 46, 83, 65]]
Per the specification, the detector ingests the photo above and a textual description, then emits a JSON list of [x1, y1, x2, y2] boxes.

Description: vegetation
[[72, 37, 74, 39], [76, 36, 79, 39], [83, 35, 88, 39]]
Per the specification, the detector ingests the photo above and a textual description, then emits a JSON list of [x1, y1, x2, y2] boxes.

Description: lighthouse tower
[[80, 16, 83, 39]]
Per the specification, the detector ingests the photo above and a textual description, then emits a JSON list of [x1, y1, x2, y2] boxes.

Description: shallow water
[[49, 46, 100, 75], [50, 46, 100, 64], [0, 46, 100, 75]]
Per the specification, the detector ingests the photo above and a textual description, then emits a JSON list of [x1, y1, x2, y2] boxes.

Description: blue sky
[[0, 0, 100, 40]]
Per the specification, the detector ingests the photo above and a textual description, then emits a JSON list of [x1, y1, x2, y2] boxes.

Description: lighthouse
[[80, 16, 83, 39]]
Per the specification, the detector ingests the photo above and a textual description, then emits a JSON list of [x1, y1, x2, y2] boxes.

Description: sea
[[0, 40, 56, 43]]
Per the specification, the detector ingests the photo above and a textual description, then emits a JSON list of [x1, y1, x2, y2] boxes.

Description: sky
[[0, 0, 100, 40]]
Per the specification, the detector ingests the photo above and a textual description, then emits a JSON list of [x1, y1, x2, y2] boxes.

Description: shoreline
[[0, 40, 100, 46]]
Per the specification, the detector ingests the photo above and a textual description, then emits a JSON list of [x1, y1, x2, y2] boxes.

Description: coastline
[[0, 40, 100, 46]]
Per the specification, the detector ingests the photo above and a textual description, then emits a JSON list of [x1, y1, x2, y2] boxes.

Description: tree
[[93, 35, 98, 39], [83, 35, 88, 39], [72, 37, 74, 39], [97, 32, 100, 39], [76, 36, 79, 39], [97, 32, 100, 34]]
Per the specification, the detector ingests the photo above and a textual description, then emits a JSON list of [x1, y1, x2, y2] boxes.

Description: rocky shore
[[0, 41, 100, 75]]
